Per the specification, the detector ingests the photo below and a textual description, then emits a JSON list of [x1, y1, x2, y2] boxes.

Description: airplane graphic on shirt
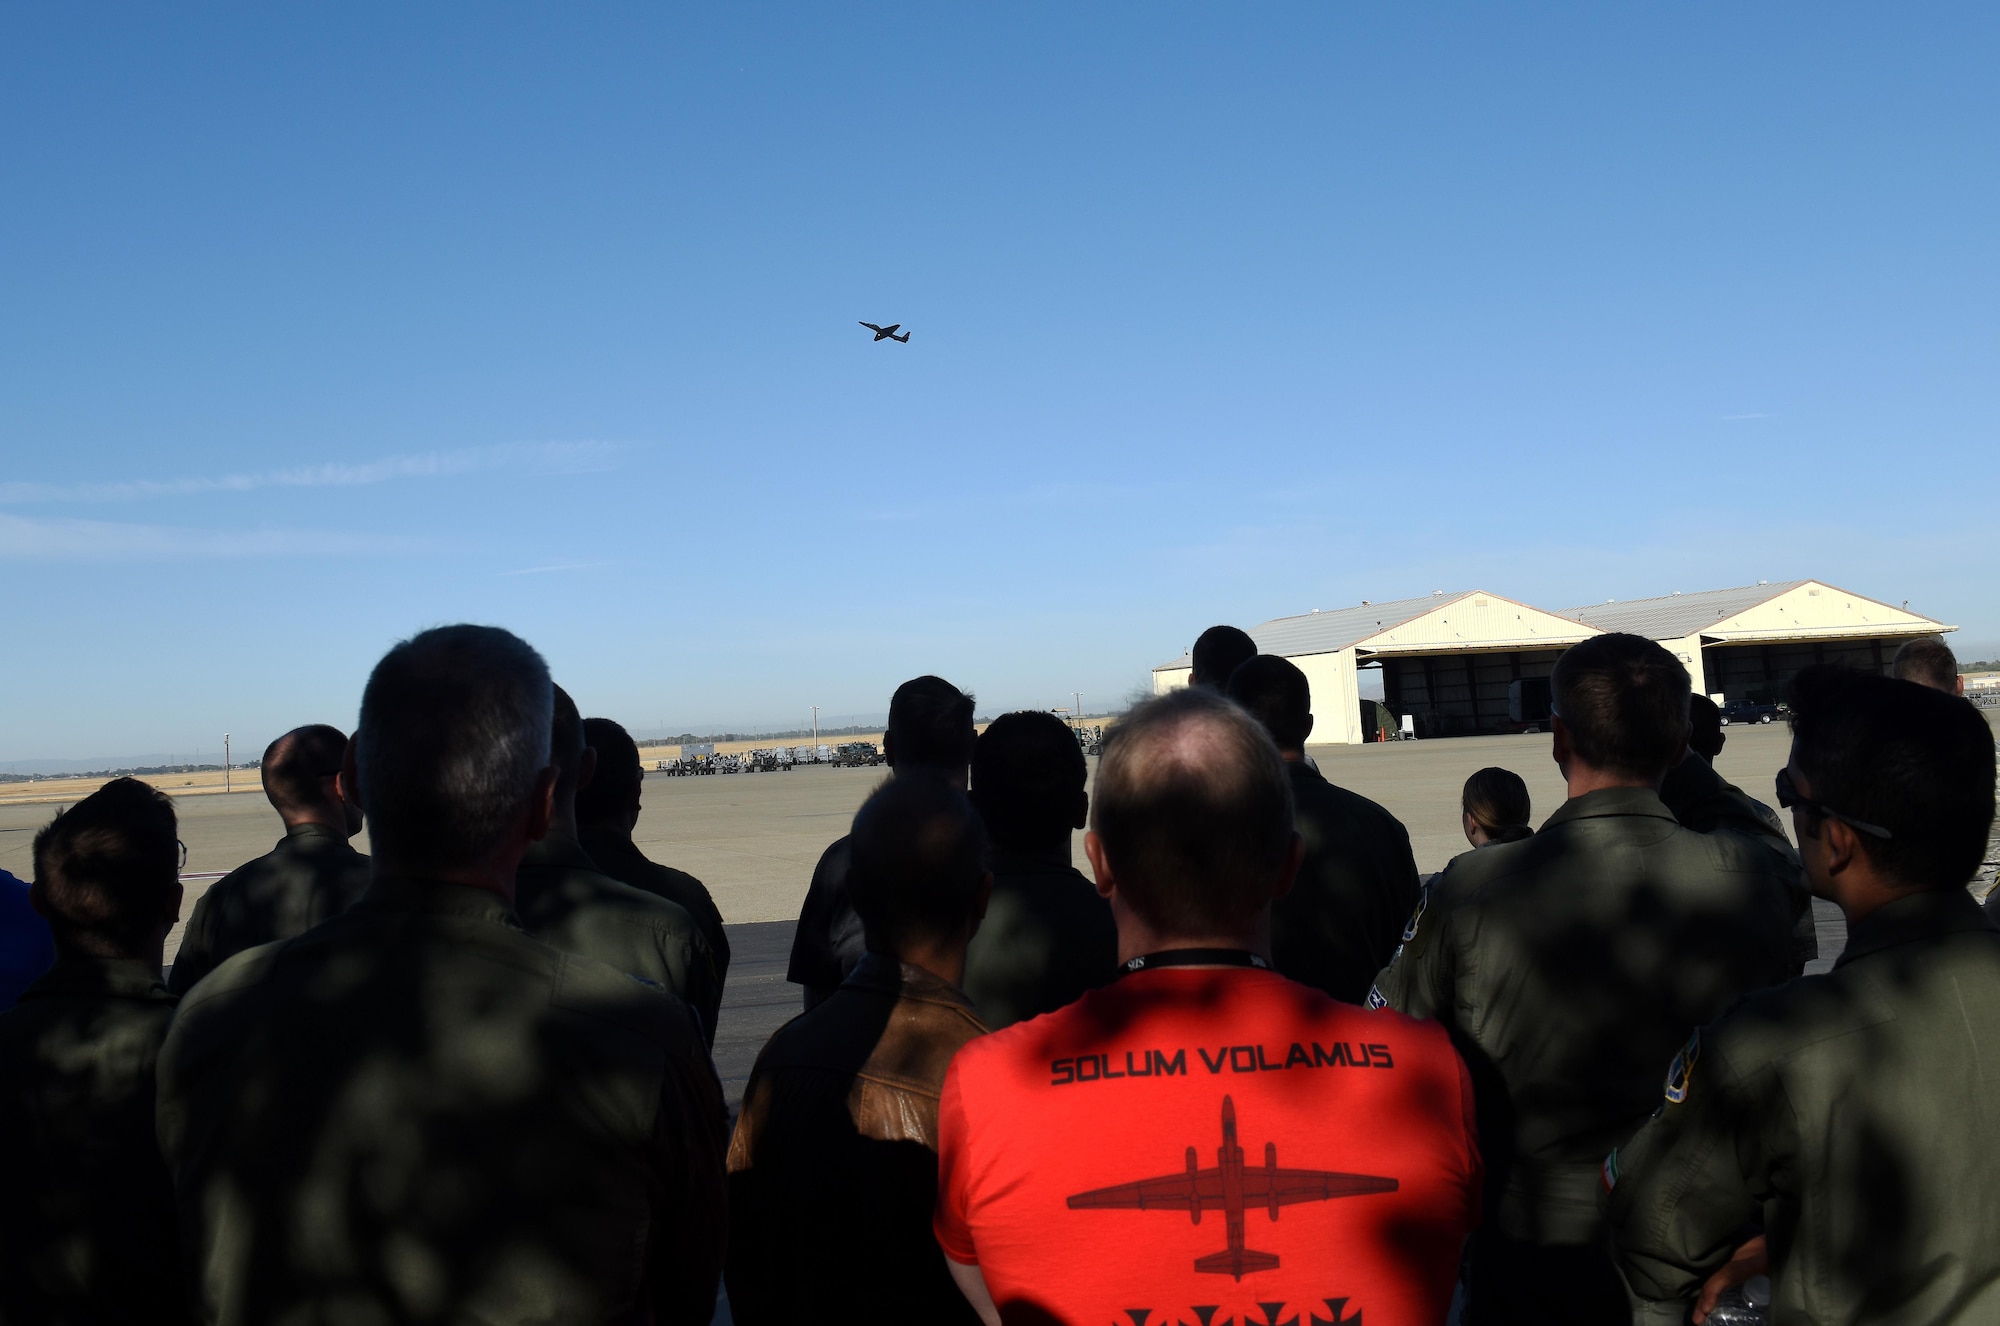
[[1065, 1095, 1399, 1279]]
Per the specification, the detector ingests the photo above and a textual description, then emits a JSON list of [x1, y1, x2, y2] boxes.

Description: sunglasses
[[1775, 767, 1893, 841]]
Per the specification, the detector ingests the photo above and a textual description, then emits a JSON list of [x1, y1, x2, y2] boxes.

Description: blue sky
[[4, 4, 1995, 763]]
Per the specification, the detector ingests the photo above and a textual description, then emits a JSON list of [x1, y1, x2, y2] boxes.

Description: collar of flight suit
[[519, 831, 603, 875], [1834, 886, 1991, 970], [1286, 758, 1332, 788], [349, 875, 521, 926], [840, 950, 981, 1013], [1539, 784, 1679, 831], [278, 821, 351, 852], [18, 953, 175, 1006]]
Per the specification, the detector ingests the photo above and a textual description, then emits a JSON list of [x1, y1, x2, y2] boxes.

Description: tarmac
[[2, 724, 1852, 1101]]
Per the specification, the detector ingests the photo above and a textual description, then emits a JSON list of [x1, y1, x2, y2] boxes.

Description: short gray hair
[[356, 625, 553, 871], [1092, 688, 1294, 934]]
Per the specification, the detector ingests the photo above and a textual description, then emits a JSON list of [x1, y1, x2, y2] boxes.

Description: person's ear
[[27, 878, 50, 922], [164, 880, 184, 929], [577, 745, 599, 795], [1084, 830, 1116, 901], [1551, 715, 1572, 769], [1819, 815, 1862, 879], [339, 738, 363, 815], [1270, 831, 1303, 902], [882, 730, 896, 769], [1072, 789, 1089, 832], [526, 765, 559, 843], [973, 872, 993, 924]]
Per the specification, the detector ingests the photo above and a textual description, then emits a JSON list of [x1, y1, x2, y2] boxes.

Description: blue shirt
[[0, 869, 55, 1011]]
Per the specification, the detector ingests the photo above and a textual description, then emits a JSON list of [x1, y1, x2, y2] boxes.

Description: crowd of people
[[0, 621, 1993, 1326]]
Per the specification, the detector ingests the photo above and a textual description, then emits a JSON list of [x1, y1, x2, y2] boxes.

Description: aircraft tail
[[1195, 1248, 1280, 1278], [894, 331, 910, 342]]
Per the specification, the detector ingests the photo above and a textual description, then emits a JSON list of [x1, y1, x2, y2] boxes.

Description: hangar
[[1151, 579, 1954, 745]]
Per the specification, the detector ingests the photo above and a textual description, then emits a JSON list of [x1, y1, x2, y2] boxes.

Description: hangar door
[[1378, 648, 1566, 738], [1702, 637, 1902, 703]]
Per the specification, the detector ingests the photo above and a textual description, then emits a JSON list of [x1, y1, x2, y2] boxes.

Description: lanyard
[[1121, 948, 1269, 976]]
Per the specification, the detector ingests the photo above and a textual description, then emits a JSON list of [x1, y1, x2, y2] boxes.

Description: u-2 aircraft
[[1065, 1095, 1400, 1280]]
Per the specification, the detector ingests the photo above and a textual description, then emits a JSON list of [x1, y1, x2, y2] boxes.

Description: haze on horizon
[[3, 5, 1994, 764]]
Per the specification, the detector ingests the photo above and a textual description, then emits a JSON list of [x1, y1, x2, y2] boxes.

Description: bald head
[[1091, 688, 1295, 935], [262, 725, 359, 835]]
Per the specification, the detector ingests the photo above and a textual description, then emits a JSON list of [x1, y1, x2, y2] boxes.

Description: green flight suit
[[1369, 786, 1798, 1324], [1272, 759, 1422, 1004], [516, 833, 722, 1046], [0, 955, 188, 1326], [157, 877, 727, 1326], [1660, 753, 1818, 974], [577, 824, 732, 992], [169, 822, 371, 994], [961, 846, 1118, 1029], [1606, 888, 2000, 1325]]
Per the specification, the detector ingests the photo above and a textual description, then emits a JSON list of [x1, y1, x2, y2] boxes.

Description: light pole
[[224, 734, 231, 793], [1073, 692, 1082, 720], [811, 706, 820, 759]]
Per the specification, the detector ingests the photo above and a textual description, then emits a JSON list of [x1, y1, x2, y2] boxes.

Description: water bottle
[[1705, 1273, 1771, 1324]]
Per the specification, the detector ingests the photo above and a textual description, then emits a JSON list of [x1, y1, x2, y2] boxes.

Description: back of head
[[1687, 695, 1725, 762], [1787, 666, 1995, 891], [549, 685, 586, 797], [577, 717, 641, 827], [356, 625, 553, 873], [970, 710, 1087, 851], [1893, 635, 1960, 693], [1190, 625, 1258, 691], [32, 777, 179, 958], [1462, 767, 1532, 837], [1550, 633, 1692, 781], [848, 775, 989, 952], [1225, 654, 1312, 752], [261, 724, 349, 820], [887, 675, 977, 774], [1092, 688, 1294, 935]]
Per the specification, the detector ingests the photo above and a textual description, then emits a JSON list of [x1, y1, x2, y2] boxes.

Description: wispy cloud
[[0, 440, 627, 505], [1719, 412, 1772, 421], [0, 512, 426, 561], [498, 561, 612, 577]]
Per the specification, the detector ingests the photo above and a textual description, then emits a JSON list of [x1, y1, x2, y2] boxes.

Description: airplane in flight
[[859, 321, 911, 342], [1065, 1095, 1399, 1280]]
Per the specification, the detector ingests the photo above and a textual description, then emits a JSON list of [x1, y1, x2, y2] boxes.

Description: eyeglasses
[[176, 840, 189, 872], [1775, 767, 1893, 840]]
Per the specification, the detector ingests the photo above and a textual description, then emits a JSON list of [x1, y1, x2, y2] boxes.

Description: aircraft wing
[[859, 322, 884, 332], [1067, 1168, 1226, 1211], [1239, 1167, 1399, 1206]]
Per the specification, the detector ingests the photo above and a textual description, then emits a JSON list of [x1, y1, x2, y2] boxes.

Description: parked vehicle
[[1721, 699, 1787, 726], [834, 742, 885, 768]]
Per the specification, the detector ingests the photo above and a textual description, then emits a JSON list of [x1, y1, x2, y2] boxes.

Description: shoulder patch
[[1663, 1028, 1701, 1104], [1365, 985, 1389, 1011], [1400, 891, 1429, 944]]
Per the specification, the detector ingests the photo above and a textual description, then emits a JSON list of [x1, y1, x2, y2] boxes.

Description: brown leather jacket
[[725, 953, 986, 1323]]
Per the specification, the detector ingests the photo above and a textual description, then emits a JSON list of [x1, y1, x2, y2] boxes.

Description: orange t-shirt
[[936, 966, 1481, 1325]]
